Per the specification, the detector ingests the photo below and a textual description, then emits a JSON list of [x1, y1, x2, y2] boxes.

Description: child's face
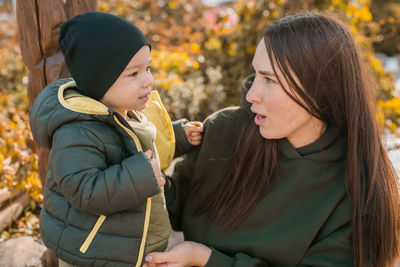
[[101, 46, 153, 116]]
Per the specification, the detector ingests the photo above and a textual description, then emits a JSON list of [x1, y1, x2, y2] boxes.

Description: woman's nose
[[246, 82, 260, 104]]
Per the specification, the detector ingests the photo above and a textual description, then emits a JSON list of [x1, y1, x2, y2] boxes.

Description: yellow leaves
[[157, 69, 168, 79], [331, 0, 349, 10], [205, 37, 222, 51], [156, 75, 184, 91], [98, 1, 110, 11], [98, 0, 133, 17], [368, 53, 386, 76], [220, 27, 235, 35], [193, 61, 200, 70], [388, 17, 396, 24], [152, 49, 195, 73], [355, 32, 367, 44], [17, 220, 24, 229], [1, 207, 41, 241], [1, 146, 6, 156], [168, 1, 177, 9], [376, 110, 385, 126], [6, 137, 14, 145], [355, 5, 372, 22], [378, 98, 400, 110], [247, 45, 256, 55], [228, 43, 237, 56], [341, 1, 373, 23], [0, 18, 26, 94], [160, 80, 168, 88], [389, 121, 397, 132], [190, 43, 201, 53], [0, 88, 41, 205], [151, 50, 191, 89], [377, 98, 400, 134]]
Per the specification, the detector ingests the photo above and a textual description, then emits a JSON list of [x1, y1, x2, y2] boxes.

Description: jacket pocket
[[79, 214, 106, 253]]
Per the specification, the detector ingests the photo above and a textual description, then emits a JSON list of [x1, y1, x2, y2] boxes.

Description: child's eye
[[130, 72, 138, 77]]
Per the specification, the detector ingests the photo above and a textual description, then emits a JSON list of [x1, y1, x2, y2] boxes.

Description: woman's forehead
[[253, 39, 282, 77]]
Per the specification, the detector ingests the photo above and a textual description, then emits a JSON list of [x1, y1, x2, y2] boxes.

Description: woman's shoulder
[[204, 106, 250, 127]]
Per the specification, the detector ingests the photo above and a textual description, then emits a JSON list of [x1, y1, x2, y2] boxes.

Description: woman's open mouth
[[254, 114, 266, 125]]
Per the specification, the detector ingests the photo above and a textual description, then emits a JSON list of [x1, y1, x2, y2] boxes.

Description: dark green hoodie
[[165, 76, 353, 266]]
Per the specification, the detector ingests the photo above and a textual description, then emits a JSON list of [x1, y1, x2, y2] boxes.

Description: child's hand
[[184, 121, 204, 146], [145, 150, 165, 187]]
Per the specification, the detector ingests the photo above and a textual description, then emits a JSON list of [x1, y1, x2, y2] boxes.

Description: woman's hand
[[143, 241, 212, 267]]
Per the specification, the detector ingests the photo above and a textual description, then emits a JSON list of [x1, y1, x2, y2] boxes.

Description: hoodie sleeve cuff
[[172, 119, 192, 157], [205, 247, 270, 267], [205, 247, 235, 267]]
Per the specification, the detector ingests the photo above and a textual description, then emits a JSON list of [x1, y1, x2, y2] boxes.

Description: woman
[[145, 12, 400, 267]]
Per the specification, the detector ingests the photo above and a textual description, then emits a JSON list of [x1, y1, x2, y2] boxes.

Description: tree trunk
[[16, 0, 97, 187], [16, 2, 97, 266]]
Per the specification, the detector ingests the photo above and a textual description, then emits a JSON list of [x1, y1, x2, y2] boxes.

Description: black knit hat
[[59, 12, 150, 101]]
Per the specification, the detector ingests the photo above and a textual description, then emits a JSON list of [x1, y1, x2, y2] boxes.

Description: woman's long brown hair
[[196, 12, 400, 266]]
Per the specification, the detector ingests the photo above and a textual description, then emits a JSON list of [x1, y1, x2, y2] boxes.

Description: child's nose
[[143, 72, 153, 88]]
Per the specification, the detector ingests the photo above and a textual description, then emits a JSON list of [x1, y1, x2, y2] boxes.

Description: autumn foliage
[[0, 0, 399, 239]]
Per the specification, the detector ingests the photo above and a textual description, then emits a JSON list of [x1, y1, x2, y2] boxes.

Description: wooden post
[[16, 0, 97, 187], [16, 2, 97, 266]]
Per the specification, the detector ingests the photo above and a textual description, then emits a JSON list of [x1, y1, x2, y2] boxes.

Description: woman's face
[[246, 38, 326, 148]]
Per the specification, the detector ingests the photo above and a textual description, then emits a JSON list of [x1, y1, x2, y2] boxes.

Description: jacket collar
[[58, 80, 109, 115]]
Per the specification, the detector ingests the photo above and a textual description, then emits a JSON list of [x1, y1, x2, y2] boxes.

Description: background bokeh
[[0, 0, 399, 241]]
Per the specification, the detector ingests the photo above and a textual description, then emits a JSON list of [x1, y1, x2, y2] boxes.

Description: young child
[[29, 12, 203, 267]]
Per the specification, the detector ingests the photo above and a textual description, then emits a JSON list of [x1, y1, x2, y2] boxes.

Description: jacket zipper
[[79, 115, 152, 267]]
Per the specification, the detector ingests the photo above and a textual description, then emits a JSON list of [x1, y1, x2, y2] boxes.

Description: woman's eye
[[265, 77, 275, 84], [130, 72, 138, 77], [146, 66, 151, 72]]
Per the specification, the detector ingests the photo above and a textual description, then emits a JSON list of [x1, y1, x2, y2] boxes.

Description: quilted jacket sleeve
[[50, 123, 160, 215]]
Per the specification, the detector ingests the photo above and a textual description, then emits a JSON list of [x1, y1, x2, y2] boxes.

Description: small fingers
[[190, 138, 202, 144], [188, 134, 202, 146], [190, 131, 202, 138], [185, 121, 204, 132], [189, 141, 201, 146], [189, 136, 202, 142], [145, 150, 152, 159], [158, 175, 166, 187]]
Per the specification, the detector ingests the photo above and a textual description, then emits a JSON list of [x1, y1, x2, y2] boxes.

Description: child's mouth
[[139, 93, 150, 102]]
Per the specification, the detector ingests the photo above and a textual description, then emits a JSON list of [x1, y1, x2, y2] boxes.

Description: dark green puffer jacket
[[29, 78, 190, 267]]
